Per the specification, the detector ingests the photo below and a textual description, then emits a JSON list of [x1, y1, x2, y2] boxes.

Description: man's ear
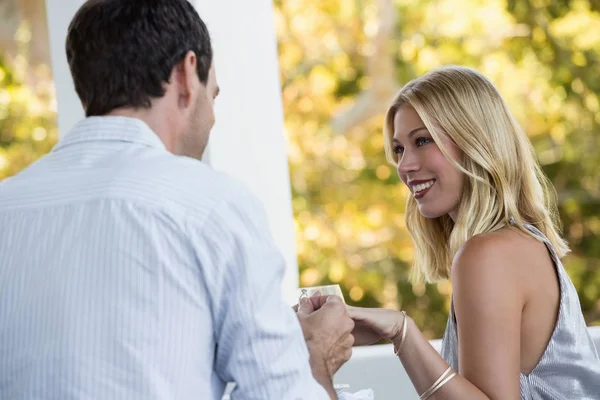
[[173, 50, 198, 108]]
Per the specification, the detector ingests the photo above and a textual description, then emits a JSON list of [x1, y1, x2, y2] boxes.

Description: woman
[[348, 66, 600, 399]]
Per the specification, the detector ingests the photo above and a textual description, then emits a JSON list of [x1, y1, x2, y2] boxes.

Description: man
[[0, 1, 354, 399]]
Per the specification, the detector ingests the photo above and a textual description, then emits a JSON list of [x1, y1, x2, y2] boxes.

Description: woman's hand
[[346, 306, 406, 346]]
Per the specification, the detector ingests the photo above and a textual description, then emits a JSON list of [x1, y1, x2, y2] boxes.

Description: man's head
[[66, 0, 219, 159]]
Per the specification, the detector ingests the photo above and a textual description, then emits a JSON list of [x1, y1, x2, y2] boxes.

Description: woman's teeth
[[413, 180, 434, 193]]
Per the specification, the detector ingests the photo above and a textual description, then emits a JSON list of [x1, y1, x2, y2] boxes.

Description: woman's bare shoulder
[[451, 227, 542, 296]]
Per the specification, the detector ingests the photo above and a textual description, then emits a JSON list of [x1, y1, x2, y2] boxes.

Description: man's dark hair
[[66, 0, 213, 116]]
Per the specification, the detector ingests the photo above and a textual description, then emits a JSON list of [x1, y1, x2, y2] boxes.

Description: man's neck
[[105, 107, 176, 152]]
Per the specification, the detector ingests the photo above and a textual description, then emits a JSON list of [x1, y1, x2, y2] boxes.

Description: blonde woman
[[347, 66, 600, 399]]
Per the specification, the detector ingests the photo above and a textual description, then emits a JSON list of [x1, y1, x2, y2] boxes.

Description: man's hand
[[296, 295, 355, 398]]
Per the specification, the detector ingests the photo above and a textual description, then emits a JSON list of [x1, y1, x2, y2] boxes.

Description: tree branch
[[331, 0, 400, 134]]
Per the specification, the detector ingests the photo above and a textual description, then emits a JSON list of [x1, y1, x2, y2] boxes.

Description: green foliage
[[0, 50, 58, 180], [276, 0, 600, 337]]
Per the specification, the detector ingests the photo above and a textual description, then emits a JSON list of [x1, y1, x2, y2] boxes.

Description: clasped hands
[[295, 294, 408, 379]]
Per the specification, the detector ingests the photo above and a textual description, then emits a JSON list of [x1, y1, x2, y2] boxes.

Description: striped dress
[[441, 224, 600, 399]]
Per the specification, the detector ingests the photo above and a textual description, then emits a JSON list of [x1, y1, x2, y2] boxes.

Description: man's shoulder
[[0, 150, 261, 226], [121, 153, 258, 216]]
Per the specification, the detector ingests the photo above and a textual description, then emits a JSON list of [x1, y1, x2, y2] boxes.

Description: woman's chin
[[417, 204, 449, 219]]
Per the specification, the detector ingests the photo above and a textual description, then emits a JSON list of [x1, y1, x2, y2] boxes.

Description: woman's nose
[[397, 151, 420, 175]]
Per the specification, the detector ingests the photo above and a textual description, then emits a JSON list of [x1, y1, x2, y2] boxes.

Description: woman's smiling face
[[392, 105, 464, 220]]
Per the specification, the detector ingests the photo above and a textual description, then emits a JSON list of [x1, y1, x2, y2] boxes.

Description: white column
[[46, 0, 86, 135], [45, 0, 299, 304], [192, 0, 299, 304]]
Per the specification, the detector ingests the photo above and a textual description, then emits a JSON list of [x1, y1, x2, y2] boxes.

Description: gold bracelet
[[419, 367, 451, 399], [419, 367, 456, 400], [393, 311, 408, 356], [424, 371, 456, 399]]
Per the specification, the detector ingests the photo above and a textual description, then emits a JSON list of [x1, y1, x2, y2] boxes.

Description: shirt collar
[[53, 116, 167, 152]]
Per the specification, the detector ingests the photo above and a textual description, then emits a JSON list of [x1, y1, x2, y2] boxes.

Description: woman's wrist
[[392, 310, 409, 355]]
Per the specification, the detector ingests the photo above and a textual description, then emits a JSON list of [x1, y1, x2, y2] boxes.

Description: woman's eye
[[416, 137, 432, 147], [393, 145, 404, 155]]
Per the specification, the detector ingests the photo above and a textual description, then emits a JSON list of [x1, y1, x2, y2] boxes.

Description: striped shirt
[[0, 116, 328, 400]]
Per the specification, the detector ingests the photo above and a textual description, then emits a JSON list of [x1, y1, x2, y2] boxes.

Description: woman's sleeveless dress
[[440, 224, 600, 399]]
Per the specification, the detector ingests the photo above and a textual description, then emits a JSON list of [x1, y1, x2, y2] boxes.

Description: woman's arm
[[349, 307, 491, 399], [348, 234, 524, 399], [450, 234, 523, 398], [396, 316, 490, 399]]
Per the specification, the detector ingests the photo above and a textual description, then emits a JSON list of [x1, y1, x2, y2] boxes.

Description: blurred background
[[1, 0, 598, 339]]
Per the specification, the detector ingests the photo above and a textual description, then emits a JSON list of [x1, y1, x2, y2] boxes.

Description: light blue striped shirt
[[0, 116, 328, 400]]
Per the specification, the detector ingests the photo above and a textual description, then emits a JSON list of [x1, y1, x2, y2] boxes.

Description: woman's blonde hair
[[383, 66, 569, 283]]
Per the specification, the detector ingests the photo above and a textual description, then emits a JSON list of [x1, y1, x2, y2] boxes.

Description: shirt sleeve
[[190, 188, 330, 400]]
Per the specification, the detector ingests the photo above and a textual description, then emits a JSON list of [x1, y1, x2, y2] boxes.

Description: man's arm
[[190, 188, 338, 399]]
